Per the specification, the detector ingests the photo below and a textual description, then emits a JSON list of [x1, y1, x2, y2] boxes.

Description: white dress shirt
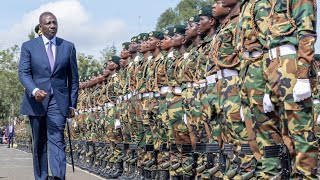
[[32, 35, 57, 96]]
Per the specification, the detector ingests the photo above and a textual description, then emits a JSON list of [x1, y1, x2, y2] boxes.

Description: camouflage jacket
[[106, 72, 121, 103], [212, 5, 241, 71], [147, 52, 165, 92], [267, 0, 317, 78]]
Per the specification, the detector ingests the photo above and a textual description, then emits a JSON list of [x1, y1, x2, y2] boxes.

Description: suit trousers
[[29, 95, 66, 180]]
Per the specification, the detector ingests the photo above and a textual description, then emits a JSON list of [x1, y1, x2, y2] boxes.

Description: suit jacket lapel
[[36, 37, 52, 74], [52, 37, 64, 74]]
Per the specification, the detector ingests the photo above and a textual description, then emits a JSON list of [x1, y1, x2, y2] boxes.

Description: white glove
[[240, 107, 245, 122], [183, 114, 188, 125], [317, 115, 320, 125], [263, 94, 274, 113], [114, 119, 121, 129], [293, 79, 311, 102]]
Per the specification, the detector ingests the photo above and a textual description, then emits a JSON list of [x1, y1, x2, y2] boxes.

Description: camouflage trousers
[[240, 55, 283, 178], [266, 54, 318, 179], [118, 101, 132, 143], [105, 106, 122, 144], [165, 92, 192, 177], [217, 75, 255, 178]]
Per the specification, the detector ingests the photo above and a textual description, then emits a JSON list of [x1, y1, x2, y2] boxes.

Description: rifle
[[67, 118, 75, 172]]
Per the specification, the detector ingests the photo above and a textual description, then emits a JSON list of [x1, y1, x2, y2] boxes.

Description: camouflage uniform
[[236, 0, 283, 178], [264, 0, 318, 178], [211, 3, 255, 178]]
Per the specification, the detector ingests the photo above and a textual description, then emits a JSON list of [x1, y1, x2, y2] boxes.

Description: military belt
[[144, 144, 154, 152], [243, 51, 262, 59], [116, 143, 125, 150], [160, 143, 170, 151], [195, 143, 206, 153], [181, 144, 193, 153], [206, 143, 220, 153], [240, 144, 253, 155], [217, 69, 238, 80], [160, 86, 171, 93], [129, 144, 138, 150], [206, 74, 217, 85], [223, 143, 234, 155], [269, 44, 296, 59], [170, 144, 178, 151]]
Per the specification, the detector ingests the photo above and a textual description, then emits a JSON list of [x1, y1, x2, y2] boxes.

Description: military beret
[[164, 27, 175, 37], [189, 15, 200, 23], [137, 33, 149, 41], [199, 5, 213, 17], [314, 54, 320, 61], [34, 24, 42, 35], [109, 55, 121, 66], [174, 25, 187, 35], [131, 36, 138, 43], [122, 42, 130, 50], [149, 31, 164, 40]]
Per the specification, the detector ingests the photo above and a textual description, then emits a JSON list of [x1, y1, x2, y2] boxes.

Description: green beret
[[164, 27, 174, 37], [189, 15, 200, 23], [149, 31, 164, 40], [174, 25, 187, 35], [314, 54, 320, 61], [131, 36, 138, 43], [109, 55, 121, 66], [35, 24, 40, 34], [122, 42, 130, 50], [199, 5, 213, 17], [137, 33, 149, 41]]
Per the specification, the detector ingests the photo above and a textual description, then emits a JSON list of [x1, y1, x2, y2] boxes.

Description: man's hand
[[35, 90, 47, 102], [68, 108, 75, 118]]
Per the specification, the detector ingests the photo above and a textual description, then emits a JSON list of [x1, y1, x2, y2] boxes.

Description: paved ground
[[0, 144, 104, 180]]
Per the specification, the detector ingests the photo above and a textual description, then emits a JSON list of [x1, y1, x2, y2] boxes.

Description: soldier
[[262, 0, 318, 178], [135, 33, 153, 178], [235, 0, 283, 178], [212, 0, 255, 178], [102, 56, 124, 178], [141, 31, 168, 179]]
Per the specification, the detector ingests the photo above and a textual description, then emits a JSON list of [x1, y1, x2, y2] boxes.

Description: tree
[[156, 0, 215, 31], [0, 45, 24, 122], [99, 44, 117, 64], [77, 53, 103, 81]]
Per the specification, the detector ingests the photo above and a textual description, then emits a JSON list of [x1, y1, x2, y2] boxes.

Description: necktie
[[47, 41, 54, 71]]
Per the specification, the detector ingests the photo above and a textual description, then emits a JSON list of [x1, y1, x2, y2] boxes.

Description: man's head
[[147, 31, 164, 52], [212, 0, 238, 19], [186, 15, 200, 39], [128, 36, 139, 54], [138, 33, 149, 53], [198, 5, 217, 35], [172, 25, 187, 48], [107, 56, 121, 71], [120, 42, 131, 59], [35, 24, 42, 36], [39, 12, 58, 40], [161, 27, 174, 51]]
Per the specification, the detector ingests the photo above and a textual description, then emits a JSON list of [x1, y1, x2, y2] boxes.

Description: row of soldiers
[[68, 0, 319, 179]]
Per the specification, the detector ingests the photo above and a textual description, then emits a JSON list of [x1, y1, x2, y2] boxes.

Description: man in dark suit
[[18, 12, 79, 180], [6, 123, 14, 148]]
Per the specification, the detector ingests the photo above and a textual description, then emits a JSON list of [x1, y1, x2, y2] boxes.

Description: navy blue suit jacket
[[18, 36, 79, 117]]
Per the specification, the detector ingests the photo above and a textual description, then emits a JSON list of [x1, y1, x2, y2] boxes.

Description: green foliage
[[156, 0, 215, 31], [77, 53, 103, 81], [0, 45, 24, 122]]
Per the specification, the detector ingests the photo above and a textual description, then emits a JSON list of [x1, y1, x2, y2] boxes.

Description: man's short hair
[[39, 12, 56, 23]]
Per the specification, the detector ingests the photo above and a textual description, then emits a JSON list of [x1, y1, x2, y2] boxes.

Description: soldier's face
[[198, 16, 214, 34], [147, 37, 159, 51], [40, 14, 58, 40], [212, 1, 230, 19], [161, 36, 173, 50], [107, 61, 118, 70], [129, 42, 138, 53], [186, 22, 199, 39], [172, 34, 185, 47], [120, 49, 130, 59], [140, 41, 149, 53]]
